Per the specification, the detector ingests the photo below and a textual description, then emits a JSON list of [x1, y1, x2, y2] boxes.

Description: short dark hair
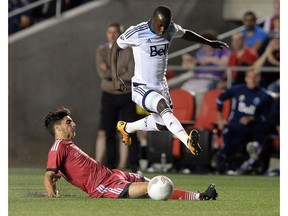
[[243, 11, 257, 21], [107, 22, 124, 34], [153, 5, 172, 19], [44, 107, 70, 136]]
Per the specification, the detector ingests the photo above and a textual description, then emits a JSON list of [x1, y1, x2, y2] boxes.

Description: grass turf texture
[[9, 168, 279, 216]]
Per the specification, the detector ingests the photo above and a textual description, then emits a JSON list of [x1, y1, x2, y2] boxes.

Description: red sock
[[170, 189, 200, 200]]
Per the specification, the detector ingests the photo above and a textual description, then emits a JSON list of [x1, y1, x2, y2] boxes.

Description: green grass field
[[9, 168, 280, 216]]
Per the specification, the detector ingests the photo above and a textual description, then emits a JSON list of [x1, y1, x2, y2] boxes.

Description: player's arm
[[251, 40, 263, 53], [253, 39, 279, 70], [110, 42, 126, 92], [216, 87, 235, 129], [95, 46, 111, 79], [181, 30, 229, 49], [43, 170, 60, 198]]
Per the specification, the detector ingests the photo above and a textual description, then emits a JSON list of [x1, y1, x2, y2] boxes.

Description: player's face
[[245, 70, 260, 89], [231, 34, 244, 51], [243, 15, 255, 30], [57, 116, 76, 140], [151, 14, 171, 36], [106, 26, 121, 44]]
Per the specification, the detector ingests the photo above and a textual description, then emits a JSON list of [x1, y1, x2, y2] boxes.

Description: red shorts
[[91, 169, 145, 198]]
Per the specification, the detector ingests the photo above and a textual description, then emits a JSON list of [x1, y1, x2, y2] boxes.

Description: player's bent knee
[[142, 91, 165, 113], [157, 98, 169, 113], [156, 123, 168, 131]]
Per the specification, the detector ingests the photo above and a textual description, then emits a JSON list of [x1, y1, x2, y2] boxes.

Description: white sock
[[125, 115, 159, 133], [175, 130, 189, 147], [160, 108, 188, 147]]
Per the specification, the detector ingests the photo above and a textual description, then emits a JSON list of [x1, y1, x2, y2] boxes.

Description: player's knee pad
[[143, 91, 167, 113]]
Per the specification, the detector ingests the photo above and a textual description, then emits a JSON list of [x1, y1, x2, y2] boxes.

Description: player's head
[[231, 32, 245, 51], [106, 23, 124, 44], [245, 68, 261, 89], [44, 107, 76, 139], [150, 6, 172, 36], [243, 11, 257, 30]]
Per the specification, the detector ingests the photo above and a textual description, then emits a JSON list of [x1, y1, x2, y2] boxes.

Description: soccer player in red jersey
[[43, 107, 217, 200]]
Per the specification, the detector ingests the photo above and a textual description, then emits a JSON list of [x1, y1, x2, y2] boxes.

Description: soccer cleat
[[187, 129, 202, 155], [200, 184, 218, 200], [117, 121, 131, 146]]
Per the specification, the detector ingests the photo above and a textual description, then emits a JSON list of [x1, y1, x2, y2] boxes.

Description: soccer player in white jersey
[[110, 5, 229, 155]]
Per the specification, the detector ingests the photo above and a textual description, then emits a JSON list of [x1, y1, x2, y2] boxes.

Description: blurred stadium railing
[[167, 66, 280, 89], [9, 0, 62, 19]]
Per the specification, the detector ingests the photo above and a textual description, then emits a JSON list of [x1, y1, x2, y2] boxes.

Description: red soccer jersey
[[46, 139, 113, 197]]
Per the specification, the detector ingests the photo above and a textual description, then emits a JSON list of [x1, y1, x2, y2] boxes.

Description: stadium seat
[[193, 88, 231, 149], [169, 88, 196, 158], [194, 88, 231, 131], [170, 88, 196, 125]]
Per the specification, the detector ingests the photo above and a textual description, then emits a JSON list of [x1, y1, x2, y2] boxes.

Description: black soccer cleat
[[200, 184, 218, 200]]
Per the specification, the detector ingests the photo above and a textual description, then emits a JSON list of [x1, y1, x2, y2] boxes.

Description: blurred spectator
[[181, 30, 230, 94], [264, 14, 280, 35], [240, 89, 280, 176], [253, 33, 280, 88], [8, 0, 93, 34], [216, 68, 272, 174], [95, 23, 141, 173], [242, 11, 268, 55], [40, 0, 76, 20], [263, 0, 280, 34], [9, 0, 33, 35], [226, 32, 258, 85]]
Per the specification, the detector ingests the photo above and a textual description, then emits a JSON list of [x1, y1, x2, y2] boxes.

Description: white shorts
[[131, 82, 172, 113]]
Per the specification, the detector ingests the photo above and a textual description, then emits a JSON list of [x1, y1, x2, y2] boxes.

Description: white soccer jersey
[[117, 21, 186, 89]]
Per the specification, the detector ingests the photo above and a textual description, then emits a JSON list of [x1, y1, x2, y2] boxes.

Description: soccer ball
[[148, 175, 174, 201]]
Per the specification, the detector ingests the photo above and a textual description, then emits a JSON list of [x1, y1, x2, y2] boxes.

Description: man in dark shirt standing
[[216, 68, 272, 174]]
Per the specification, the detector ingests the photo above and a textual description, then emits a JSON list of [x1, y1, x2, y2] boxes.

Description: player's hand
[[209, 40, 229, 49], [112, 77, 126, 92], [46, 190, 60, 198], [217, 120, 225, 131], [239, 116, 254, 125]]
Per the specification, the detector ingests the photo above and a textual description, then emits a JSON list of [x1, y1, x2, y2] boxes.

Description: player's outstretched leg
[[199, 184, 218, 200], [170, 184, 218, 200], [187, 129, 202, 155], [117, 121, 131, 146]]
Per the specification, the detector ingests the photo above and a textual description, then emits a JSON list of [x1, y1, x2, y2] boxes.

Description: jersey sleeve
[[46, 141, 66, 174], [217, 86, 238, 111], [171, 22, 186, 39], [117, 25, 141, 49]]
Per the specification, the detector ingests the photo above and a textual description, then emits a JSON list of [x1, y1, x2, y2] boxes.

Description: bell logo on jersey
[[238, 101, 256, 115], [150, 44, 169, 57]]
